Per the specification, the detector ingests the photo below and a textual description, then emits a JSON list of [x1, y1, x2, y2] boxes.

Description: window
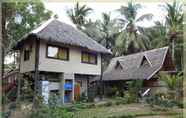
[[81, 51, 97, 64], [24, 50, 30, 61], [47, 46, 58, 58], [140, 56, 151, 67], [115, 61, 123, 70], [47, 45, 69, 60]]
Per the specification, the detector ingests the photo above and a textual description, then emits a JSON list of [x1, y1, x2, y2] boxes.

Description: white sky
[[5, 2, 167, 64], [44, 2, 167, 27]]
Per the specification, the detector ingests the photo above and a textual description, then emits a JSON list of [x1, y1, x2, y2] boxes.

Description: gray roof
[[14, 19, 111, 54], [102, 47, 173, 81]]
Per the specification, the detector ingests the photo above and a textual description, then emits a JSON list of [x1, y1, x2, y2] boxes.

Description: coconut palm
[[96, 13, 120, 50], [164, 1, 183, 62], [116, 1, 153, 55], [139, 21, 168, 50], [83, 13, 120, 51], [159, 72, 183, 100], [67, 2, 92, 29]]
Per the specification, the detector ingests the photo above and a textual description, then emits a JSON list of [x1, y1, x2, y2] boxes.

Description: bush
[[145, 92, 183, 108], [107, 114, 135, 118], [29, 95, 74, 118], [104, 101, 113, 106], [114, 97, 128, 105]]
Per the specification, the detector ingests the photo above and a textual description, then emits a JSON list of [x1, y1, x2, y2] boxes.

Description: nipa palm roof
[[102, 47, 173, 81], [14, 19, 111, 54]]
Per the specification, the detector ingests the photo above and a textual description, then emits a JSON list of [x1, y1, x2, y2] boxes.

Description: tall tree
[[139, 21, 168, 50], [115, 1, 153, 55], [2, 0, 53, 71], [2, 2, 17, 77], [164, 1, 183, 70], [67, 2, 92, 29], [2, 0, 53, 108], [5, 0, 52, 52], [83, 13, 120, 52]]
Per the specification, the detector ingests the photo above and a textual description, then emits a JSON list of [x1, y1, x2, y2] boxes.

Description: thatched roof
[[14, 19, 111, 54], [102, 47, 174, 81]]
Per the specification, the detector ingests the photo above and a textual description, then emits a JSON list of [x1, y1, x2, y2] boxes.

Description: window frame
[[81, 51, 97, 65], [24, 49, 30, 61], [46, 44, 69, 61]]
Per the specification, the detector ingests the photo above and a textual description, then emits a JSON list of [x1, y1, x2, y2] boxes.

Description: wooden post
[[0, 2, 3, 112], [72, 74, 75, 102], [33, 37, 40, 108], [100, 54, 104, 99], [16, 73, 22, 104], [59, 73, 64, 105]]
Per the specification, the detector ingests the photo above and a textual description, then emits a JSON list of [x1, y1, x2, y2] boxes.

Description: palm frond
[[136, 13, 153, 22]]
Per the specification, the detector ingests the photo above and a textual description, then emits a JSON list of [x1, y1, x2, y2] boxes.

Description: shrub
[[107, 114, 135, 118], [29, 95, 74, 118], [104, 101, 113, 106], [114, 97, 128, 105], [145, 92, 182, 108]]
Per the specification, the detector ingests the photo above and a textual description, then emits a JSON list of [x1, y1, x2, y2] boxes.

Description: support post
[[59, 73, 64, 105], [33, 37, 40, 108], [100, 54, 104, 99], [16, 73, 22, 104], [72, 75, 75, 102]]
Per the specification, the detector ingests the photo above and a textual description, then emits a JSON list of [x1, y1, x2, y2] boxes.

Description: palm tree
[[164, 1, 183, 63], [96, 12, 120, 50], [116, 1, 153, 55], [159, 72, 183, 100], [67, 2, 92, 29], [139, 21, 168, 50], [83, 13, 120, 51]]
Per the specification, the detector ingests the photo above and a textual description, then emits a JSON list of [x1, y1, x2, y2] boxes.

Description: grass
[[73, 103, 182, 118], [5, 101, 183, 118]]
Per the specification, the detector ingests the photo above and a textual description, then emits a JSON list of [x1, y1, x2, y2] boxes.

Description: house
[[13, 19, 111, 103], [101, 47, 175, 95]]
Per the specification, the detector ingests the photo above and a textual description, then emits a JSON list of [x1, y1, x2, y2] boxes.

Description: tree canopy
[[67, 1, 183, 70], [2, 0, 53, 53]]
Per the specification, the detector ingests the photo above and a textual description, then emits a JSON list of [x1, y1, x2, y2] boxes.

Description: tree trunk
[[172, 39, 175, 62], [0, 3, 3, 111]]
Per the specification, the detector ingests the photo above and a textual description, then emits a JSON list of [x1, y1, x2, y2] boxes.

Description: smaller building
[[102, 47, 175, 95]]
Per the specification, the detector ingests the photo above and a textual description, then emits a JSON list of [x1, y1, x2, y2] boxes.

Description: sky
[[44, 2, 167, 27], [5, 2, 167, 64]]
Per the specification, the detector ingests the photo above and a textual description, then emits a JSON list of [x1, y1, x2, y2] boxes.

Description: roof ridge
[[31, 18, 55, 34], [115, 46, 169, 60]]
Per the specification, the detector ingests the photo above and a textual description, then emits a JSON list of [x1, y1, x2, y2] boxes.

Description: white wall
[[20, 40, 35, 73], [38, 41, 101, 75]]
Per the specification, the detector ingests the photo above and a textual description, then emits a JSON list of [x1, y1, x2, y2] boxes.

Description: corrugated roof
[[14, 19, 111, 54], [102, 47, 171, 81]]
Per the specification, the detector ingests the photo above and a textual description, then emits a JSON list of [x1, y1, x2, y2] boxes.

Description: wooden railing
[[2, 70, 19, 92]]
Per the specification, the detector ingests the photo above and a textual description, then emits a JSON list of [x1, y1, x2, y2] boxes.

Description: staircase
[[3, 70, 19, 101]]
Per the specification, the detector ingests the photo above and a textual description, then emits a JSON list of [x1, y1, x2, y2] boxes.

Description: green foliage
[[29, 95, 74, 118], [164, 1, 183, 71], [114, 97, 128, 105], [107, 114, 135, 118], [126, 80, 143, 102], [146, 92, 182, 109], [115, 1, 153, 55], [159, 72, 183, 91], [67, 2, 92, 28], [146, 72, 183, 109], [21, 76, 34, 101], [2, 0, 52, 52]]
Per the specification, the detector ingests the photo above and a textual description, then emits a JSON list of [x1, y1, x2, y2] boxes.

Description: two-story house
[[13, 19, 111, 103]]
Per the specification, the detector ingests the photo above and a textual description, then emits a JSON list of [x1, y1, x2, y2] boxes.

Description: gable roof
[[14, 19, 111, 54], [102, 47, 174, 81], [140, 55, 152, 67]]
